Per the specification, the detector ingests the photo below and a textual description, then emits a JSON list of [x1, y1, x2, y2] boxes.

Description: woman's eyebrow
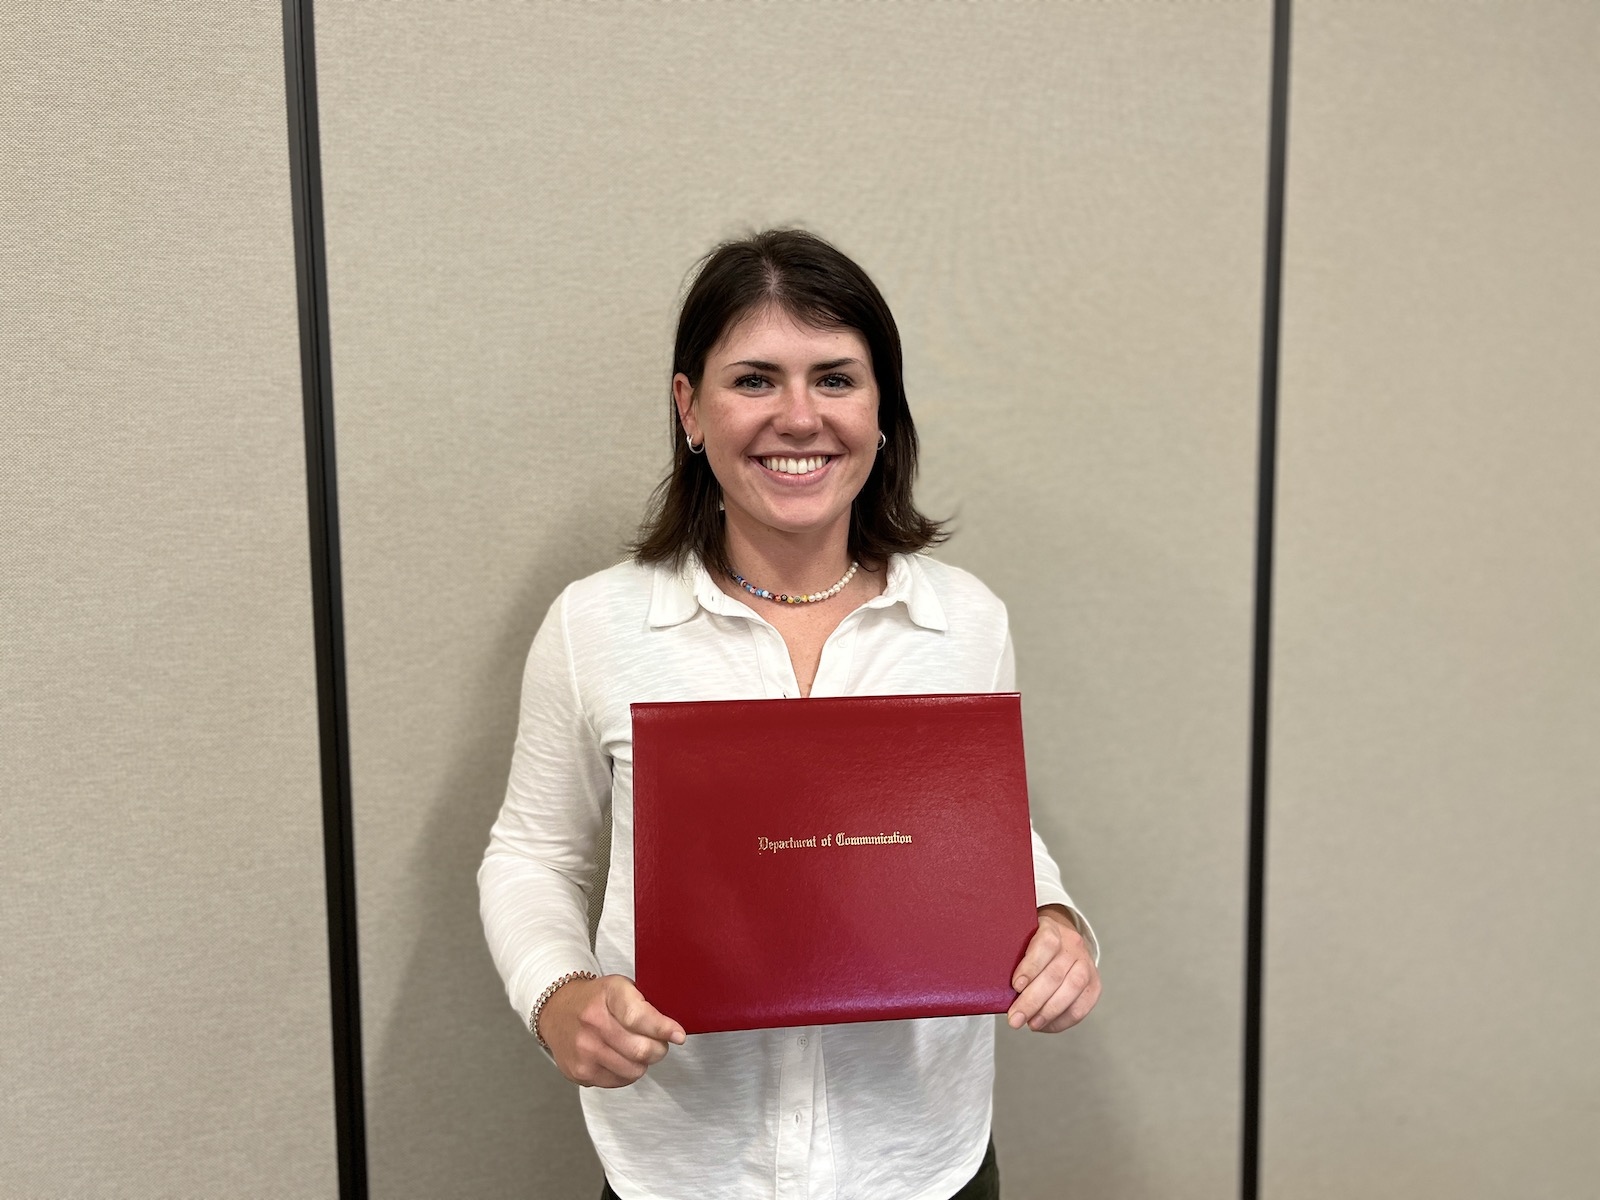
[[724, 357, 864, 372]]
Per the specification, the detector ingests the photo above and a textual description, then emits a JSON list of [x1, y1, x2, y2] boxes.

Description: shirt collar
[[647, 553, 948, 632]]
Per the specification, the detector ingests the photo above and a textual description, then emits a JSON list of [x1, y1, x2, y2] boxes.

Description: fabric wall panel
[[0, 4, 336, 1197], [1264, 4, 1600, 1196], [317, 4, 1267, 1196]]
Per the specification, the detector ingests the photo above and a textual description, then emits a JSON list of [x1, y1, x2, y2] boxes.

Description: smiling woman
[[674, 306, 881, 568], [478, 229, 1101, 1200], [636, 230, 946, 588]]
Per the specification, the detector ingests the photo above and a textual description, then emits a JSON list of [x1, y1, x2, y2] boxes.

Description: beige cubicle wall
[[0, 4, 337, 1197], [9, 2, 1599, 1197], [316, 3, 1269, 1197], [1263, 4, 1600, 1198]]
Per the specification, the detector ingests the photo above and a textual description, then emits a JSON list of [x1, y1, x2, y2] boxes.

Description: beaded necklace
[[729, 560, 858, 605]]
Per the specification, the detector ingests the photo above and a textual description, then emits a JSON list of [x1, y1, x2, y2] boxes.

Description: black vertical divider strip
[[282, 0, 369, 1195], [1243, 2, 1292, 1199]]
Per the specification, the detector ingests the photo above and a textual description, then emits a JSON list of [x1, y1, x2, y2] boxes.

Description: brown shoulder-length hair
[[632, 228, 948, 578]]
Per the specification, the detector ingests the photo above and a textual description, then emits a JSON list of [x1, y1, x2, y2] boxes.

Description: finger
[[571, 1063, 632, 1089], [1007, 953, 1069, 1029], [1041, 970, 1102, 1033], [589, 1040, 650, 1086], [1029, 958, 1092, 1030], [612, 981, 687, 1045], [1010, 923, 1063, 995], [609, 1027, 671, 1067], [563, 1034, 641, 1089]]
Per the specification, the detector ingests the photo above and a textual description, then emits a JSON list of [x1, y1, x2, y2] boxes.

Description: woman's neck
[[721, 513, 855, 595]]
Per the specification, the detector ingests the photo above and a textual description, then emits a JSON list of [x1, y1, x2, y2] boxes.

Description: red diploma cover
[[632, 693, 1039, 1033]]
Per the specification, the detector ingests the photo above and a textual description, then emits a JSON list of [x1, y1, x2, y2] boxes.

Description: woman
[[480, 229, 1100, 1200]]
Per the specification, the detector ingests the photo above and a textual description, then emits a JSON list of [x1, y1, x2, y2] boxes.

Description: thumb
[[610, 978, 687, 1045], [1011, 925, 1054, 992]]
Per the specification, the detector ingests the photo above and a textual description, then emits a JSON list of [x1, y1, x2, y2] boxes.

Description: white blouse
[[479, 553, 1098, 1200]]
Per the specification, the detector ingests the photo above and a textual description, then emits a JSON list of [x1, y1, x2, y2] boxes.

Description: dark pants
[[600, 1136, 999, 1199]]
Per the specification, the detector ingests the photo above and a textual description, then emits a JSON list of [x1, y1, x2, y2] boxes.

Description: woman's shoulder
[[900, 553, 1009, 624], [555, 558, 659, 621], [533, 560, 665, 669]]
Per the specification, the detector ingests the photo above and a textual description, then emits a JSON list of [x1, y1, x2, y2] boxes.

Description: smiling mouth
[[756, 455, 835, 476]]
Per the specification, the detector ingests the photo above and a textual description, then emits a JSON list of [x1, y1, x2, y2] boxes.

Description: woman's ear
[[672, 374, 700, 446]]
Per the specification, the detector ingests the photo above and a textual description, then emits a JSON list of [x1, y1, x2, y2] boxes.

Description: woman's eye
[[818, 373, 854, 390], [734, 374, 771, 390]]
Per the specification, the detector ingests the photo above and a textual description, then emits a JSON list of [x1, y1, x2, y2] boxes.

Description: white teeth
[[761, 456, 829, 474]]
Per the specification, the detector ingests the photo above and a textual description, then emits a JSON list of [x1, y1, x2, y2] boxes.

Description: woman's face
[[674, 304, 880, 548]]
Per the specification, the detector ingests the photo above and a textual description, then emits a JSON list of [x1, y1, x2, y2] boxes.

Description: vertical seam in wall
[[282, 1, 368, 1196], [1244, 2, 1293, 1199]]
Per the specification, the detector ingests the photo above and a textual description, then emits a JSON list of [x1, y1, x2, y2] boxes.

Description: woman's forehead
[[711, 303, 870, 364]]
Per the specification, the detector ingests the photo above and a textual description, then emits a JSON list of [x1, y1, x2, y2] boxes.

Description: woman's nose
[[773, 383, 823, 434]]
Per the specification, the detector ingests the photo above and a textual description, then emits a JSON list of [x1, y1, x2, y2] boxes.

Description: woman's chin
[[728, 501, 851, 542]]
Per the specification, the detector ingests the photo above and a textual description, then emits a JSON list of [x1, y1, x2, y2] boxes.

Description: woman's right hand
[[538, 974, 687, 1088]]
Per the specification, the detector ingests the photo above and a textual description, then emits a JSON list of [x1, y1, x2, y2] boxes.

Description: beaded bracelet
[[529, 970, 599, 1048]]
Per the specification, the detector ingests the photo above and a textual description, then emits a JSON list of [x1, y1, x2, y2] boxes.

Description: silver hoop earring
[[876, 430, 887, 451], [686, 433, 705, 455]]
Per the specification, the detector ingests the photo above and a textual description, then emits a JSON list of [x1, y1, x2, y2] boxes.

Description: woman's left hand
[[1007, 905, 1101, 1033]]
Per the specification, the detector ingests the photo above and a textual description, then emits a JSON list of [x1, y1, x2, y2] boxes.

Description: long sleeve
[[478, 587, 611, 1030], [492, 555, 1096, 1196], [996, 629, 1102, 964]]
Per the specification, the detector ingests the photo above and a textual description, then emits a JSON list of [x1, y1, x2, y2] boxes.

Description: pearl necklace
[[730, 561, 859, 605]]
